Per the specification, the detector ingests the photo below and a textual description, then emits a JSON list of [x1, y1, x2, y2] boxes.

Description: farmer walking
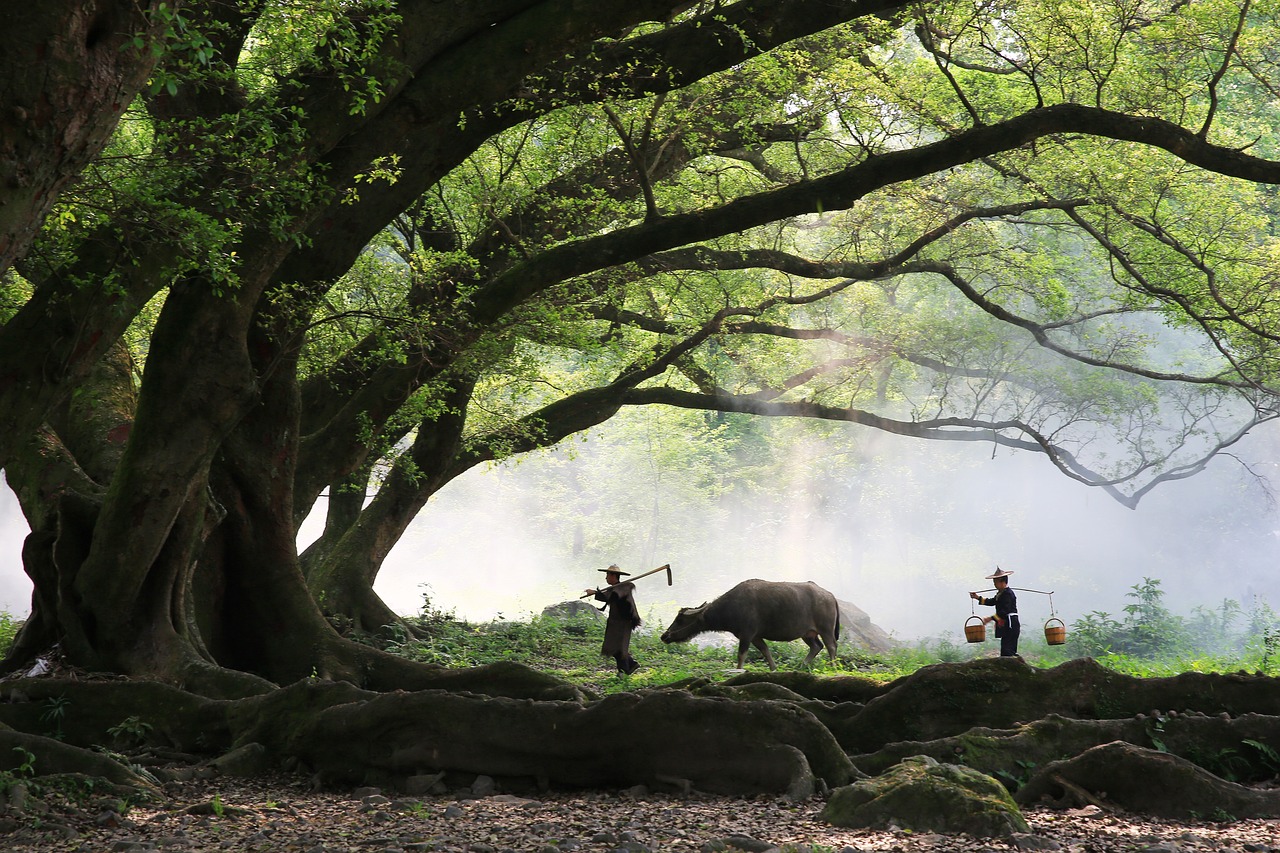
[[971, 568, 1020, 657], [585, 564, 642, 674]]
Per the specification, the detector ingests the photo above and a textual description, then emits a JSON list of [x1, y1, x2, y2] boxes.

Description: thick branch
[[469, 104, 1280, 327], [0, 0, 166, 275], [619, 386, 1272, 507]]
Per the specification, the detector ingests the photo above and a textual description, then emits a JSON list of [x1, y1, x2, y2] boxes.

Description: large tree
[[3, 0, 1280, 696]]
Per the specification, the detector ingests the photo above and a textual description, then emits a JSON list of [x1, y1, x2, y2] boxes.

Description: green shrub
[[0, 610, 21, 658], [1064, 579, 1279, 672]]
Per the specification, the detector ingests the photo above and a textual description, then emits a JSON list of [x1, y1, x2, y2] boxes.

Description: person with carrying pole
[[970, 567, 1021, 657], [582, 563, 672, 675]]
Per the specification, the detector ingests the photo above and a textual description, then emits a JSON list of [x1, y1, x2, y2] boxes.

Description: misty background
[[1, 409, 1275, 645]]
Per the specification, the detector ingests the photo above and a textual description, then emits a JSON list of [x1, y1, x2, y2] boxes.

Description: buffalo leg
[[802, 635, 823, 666], [752, 638, 777, 670], [821, 627, 838, 664]]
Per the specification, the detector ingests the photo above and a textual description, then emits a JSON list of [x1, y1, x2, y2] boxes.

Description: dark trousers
[[998, 615, 1021, 656]]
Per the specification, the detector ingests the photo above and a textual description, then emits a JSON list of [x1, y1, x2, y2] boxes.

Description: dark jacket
[[595, 582, 640, 656], [979, 586, 1019, 636]]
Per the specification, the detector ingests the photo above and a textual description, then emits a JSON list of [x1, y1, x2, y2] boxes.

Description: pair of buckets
[[964, 615, 1067, 645]]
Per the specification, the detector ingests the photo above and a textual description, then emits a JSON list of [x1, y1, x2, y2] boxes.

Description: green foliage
[[993, 758, 1038, 792], [1069, 610, 1126, 658], [1242, 738, 1280, 777], [10, 746, 35, 777], [140, 3, 217, 97], [1064, 578, 1280, 670], [107, 716, 154, 748], [0, 750, 34, 798], [1119, 578, 1182, 657], [0, 610, 21, 658], [1144, 712, 1168, 753], [1180, 736, 1280, 785], [40, 696, 71, 741]]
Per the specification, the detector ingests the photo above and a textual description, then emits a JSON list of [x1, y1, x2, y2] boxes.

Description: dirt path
[[3, 772, 1279, 852]]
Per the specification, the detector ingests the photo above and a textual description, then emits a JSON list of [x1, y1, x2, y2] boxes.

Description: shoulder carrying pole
[[580, 563, 672, 598], [976, 586, 1054, 595], [973, 586, 1058, 617]]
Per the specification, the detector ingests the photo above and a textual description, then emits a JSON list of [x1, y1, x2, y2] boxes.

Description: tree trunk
[[0, 1, 164, 275], [303, 379, 475, 631]]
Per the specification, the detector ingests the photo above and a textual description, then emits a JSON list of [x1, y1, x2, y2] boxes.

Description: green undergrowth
[[0, 573, 1274, 697], [372, 591, 1280, 696]]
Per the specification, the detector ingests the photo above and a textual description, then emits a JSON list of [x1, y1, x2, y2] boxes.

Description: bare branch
[[1199, 0, 1252, 138]]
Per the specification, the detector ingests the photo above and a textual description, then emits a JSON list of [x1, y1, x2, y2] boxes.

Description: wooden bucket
[[964, 616, 986, 643], [1044, 617, 1067, 646]]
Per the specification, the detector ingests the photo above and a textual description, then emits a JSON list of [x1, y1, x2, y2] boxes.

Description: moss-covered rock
[[820, 755, 1029, 837]]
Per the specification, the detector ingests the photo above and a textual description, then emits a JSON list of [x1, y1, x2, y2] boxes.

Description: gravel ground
[[2, 772, 1279, 853]]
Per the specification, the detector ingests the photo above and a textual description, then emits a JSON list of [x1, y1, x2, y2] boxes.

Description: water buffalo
[[660, 579, 840, 670]]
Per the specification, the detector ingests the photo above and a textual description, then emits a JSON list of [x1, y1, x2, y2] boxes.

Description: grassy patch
[[369, 592, 1280, 692]]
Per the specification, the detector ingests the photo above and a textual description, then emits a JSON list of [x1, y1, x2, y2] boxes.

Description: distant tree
[[4, 0, 1280, 695], [1118, 577, 1182, 658]]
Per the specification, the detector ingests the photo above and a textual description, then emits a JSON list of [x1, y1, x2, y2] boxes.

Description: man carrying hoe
[[585, 564, 642, 674]]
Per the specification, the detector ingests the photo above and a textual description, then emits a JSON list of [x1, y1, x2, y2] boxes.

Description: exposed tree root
[[1017, 741, 1280, 819], [0, 658, 1275, 810]]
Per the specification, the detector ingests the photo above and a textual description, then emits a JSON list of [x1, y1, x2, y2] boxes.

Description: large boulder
[[820, 755, 1030, 837], [836, 599, 894, 653], [541, 600, 603, 621]]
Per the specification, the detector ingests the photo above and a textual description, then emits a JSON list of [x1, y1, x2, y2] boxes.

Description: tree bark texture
[[0, 658, 1275, 811], [0, 1, 165, 275]]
